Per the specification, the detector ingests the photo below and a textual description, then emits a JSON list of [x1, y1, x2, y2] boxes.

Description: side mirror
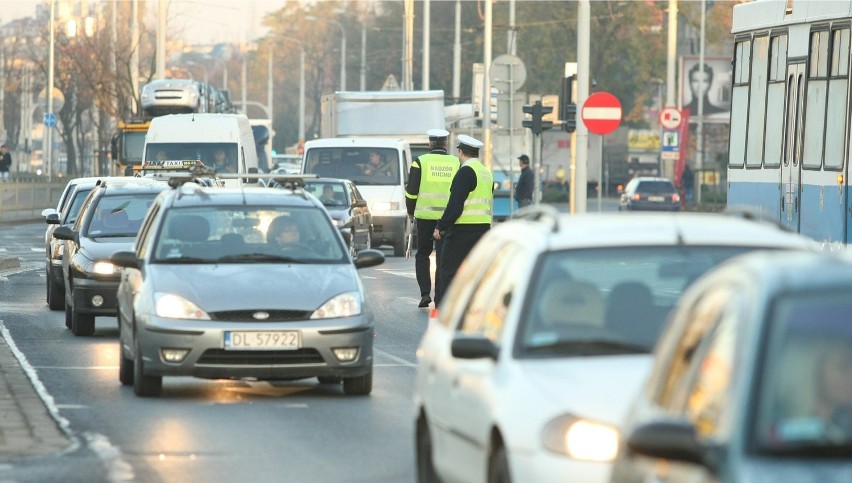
[[451, 335, 499, 360], [354, 249, 385, 269], [626, 419, 716, 470], [42, 208, 58, 218], [45, 212, 60, 225], [110, 251, 140, 269], [52, 225, 78, 243], [354, 199, 367, 208]]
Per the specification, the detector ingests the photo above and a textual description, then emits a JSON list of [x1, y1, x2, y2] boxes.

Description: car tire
[[71, 308, 96, 337], [342, 366, 372, 396], [393, 242, 405, 257], [133, 338, 162, 397], [317, 376, 341, 384], [64, 301, 73, 329], [119, 342, 134, 386], [47, 266, 64, 311], [416, 415, 439, 483], [487, 442, 511, 483]]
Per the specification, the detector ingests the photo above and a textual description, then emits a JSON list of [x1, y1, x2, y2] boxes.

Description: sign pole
[[598, 135, 603, 212]]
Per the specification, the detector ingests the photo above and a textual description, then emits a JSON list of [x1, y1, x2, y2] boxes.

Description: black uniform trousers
[[435, 225, 489, 306], [415, 218, 442, 298]]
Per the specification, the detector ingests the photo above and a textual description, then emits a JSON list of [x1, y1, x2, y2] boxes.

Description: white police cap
[[427, 128, 450, 139], [456, 134, 484, 150]]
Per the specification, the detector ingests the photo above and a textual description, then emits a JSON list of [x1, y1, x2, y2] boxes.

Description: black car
[[618, 177, 681, 212], [302, 178, 373, 257], [53, 178, 168, 336]]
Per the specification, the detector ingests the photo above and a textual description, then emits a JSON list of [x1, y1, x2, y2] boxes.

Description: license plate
[[224, 331, 300, 350], [648, 195, 665, 202]]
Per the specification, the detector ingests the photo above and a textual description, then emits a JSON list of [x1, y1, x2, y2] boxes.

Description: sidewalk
[[0, 256, 73, 460]]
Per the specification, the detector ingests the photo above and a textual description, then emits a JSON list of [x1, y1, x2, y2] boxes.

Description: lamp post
[[307, 16, 347, 91], [281, 38, 306, 143], [46, 0, 55, 181]]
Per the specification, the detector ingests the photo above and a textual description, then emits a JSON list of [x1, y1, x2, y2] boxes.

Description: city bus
[[728, 0, 852, 245]]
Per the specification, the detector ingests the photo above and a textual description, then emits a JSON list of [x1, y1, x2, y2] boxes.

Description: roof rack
[[511, 204, 561, 233]]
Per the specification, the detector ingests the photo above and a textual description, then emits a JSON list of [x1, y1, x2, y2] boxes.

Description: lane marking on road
[[375, 348, 416, 367], [375, 268, 416, 279], [30, 247, 41, 252], [55, 404, 89, 409]]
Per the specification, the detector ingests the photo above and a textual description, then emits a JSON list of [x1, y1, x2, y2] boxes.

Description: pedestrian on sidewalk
[[515, 154, 533, 208], [0, 145, 12, 182]]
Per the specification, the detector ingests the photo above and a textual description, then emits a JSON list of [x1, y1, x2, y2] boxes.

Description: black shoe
[[418, 296, 432, 308]]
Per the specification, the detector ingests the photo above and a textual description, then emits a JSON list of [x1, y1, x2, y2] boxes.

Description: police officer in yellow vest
[[406, 129, 459, 308], [433, 134, 493, 307]]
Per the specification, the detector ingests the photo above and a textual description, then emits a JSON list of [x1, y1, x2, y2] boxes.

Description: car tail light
[[633, 194, 641, 201], [671, 193, 681, 202]]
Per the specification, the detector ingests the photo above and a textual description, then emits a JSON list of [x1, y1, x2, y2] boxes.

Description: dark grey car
[[304, 178, 373, 256]]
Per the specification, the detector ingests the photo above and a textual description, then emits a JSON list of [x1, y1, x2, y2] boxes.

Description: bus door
[[781, 63, 805, 233]]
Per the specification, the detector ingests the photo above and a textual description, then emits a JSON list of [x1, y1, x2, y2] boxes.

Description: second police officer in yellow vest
[[406, 129, 459, 308], [433, 134, 493, 307]]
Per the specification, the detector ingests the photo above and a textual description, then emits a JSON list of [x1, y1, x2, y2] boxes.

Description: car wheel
[[133, 338, 162, 397], [71, 308, 96, 337], [118, 341, 134, 386], [393, 241, 405, 257], [317, 376, 341, 384], [342, 366, 372, 396], [487, 442, 511, 483], [47, 268, 64, 311], [416, 415, 439, 483], [64, 301, 73, 329]]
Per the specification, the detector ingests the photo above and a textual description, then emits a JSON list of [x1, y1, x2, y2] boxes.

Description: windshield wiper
[[158, 256, 209, 264], [216, 253, 304, 263], [759, 442, 852, 458], [525, 339, 649, 355]]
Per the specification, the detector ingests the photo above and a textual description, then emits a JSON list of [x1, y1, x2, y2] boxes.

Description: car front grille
[[208, 310, 312, 322], [197, 349, 324, 365]]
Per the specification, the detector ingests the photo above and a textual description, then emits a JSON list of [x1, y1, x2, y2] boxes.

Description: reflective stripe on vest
[[414, 153, 459, 220], [457, 160, 493, 224]]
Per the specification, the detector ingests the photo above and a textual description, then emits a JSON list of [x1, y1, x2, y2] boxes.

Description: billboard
[[680, 56, 731, 123]]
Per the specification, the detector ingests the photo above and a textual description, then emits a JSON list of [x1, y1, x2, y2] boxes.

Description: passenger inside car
[[267, 215, 317, 257]]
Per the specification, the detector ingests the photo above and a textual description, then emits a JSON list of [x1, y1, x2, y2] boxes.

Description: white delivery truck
[[302, 137, 412, 256], [141, 113, 259, 187], [320, 90, 445, 160]]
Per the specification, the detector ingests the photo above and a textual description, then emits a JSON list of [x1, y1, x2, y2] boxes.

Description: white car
[[413, 208, 818, 483]]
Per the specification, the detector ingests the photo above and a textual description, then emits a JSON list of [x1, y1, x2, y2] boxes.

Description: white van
[[302, 137, 412, 256], [142, 113, 259, 187]]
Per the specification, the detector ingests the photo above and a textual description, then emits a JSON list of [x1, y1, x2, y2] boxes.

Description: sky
[[0, 0, 284, 45]]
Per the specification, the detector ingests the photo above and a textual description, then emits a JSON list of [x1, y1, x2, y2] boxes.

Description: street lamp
[[306, 16, 347, 91], [281, 38, 306, 144]]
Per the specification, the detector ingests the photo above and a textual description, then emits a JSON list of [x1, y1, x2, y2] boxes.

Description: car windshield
[[305, 182, 349, 207], [752, 290, 852, 456], [636, 181, 676, 194], [152, 205, 348, 264], [303, 147, 400, 185], [517, 246, 758, 357], [85, 193, 158, 237]]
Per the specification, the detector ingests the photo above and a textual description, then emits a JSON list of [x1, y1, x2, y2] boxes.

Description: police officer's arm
[[405, 158, 423, 216], [436, 166, 478, 232]]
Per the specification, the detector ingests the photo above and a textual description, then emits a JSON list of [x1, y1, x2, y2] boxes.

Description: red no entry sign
[[582, 92, 622, 135]]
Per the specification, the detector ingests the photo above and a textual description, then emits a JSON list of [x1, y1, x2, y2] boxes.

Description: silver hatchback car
[[111, 179, 385, 397]]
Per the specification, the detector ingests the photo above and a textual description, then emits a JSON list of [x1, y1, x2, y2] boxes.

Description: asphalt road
[[0, 221, 429, 483]]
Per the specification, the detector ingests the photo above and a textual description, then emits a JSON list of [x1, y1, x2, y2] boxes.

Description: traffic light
[[564, 103, 577, 133], [522, 100, 554, 135]]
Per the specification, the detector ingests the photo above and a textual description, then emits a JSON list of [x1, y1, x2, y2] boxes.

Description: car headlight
[[92, 261, 120, 275], [542, 414, 619, 462], [154, 293, 211, 320], [372, 201, 400, 212], [332, 218, 345, 228], [310, 292, 361, 319]]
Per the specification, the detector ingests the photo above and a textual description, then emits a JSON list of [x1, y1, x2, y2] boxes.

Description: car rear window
[[637, 181, 676, 194]]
